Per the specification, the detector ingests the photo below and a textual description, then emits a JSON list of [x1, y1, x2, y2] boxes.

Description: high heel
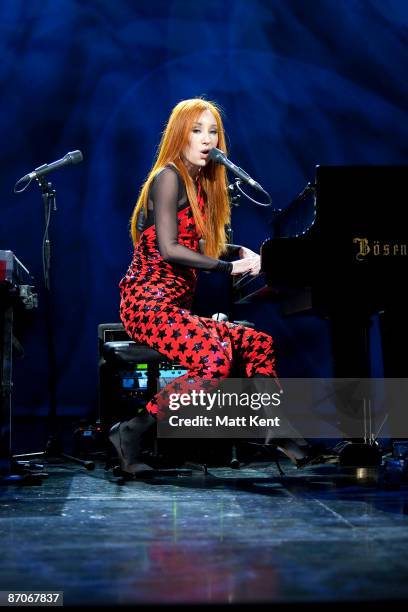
[[276, 439, 332, 469], [108, 412, 156, 478]]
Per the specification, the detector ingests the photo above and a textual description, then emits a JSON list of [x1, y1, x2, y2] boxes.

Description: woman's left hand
[[247, 254, 261, 275]]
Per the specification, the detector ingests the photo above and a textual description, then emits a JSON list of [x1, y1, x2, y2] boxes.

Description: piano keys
[[0, 249, 31, 286], [0, 250, 37, 309]]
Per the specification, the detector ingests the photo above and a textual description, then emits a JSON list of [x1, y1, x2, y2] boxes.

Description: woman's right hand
[[231, 256, 260, 276]]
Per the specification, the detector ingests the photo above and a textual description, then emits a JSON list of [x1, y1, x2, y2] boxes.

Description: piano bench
[[102, 341, 164, 368]]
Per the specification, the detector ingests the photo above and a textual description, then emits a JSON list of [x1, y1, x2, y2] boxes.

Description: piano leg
[[380, 307, 408, 377], [328, 311, 384, 467], [329, 311, 372, 378], [379, 307, 408, 459]]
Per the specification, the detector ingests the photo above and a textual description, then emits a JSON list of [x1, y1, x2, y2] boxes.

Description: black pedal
[[339, 442, 382, 467]]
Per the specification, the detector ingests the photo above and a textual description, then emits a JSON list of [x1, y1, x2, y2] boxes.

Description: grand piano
[[235, 165, 408, 379], [233, 166, 408, 459]]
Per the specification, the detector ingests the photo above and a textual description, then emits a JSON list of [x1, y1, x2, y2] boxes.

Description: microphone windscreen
[[208, 147, 225, 163], [66, 150, 83, 164]]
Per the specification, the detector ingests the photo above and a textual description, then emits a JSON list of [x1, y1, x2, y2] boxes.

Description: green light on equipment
[[135, 364, 148, 370]]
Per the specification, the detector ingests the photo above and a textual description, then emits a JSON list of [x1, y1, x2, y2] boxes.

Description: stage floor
[[1, 458, 408, 608]]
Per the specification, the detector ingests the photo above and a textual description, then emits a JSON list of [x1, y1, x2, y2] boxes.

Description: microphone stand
[[40, 177, 57, 441], [13, 177, 94, 472], [225, 179, 275, 470]]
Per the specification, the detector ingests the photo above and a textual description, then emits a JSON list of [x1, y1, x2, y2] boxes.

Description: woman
[[110, 98, 316, 476]]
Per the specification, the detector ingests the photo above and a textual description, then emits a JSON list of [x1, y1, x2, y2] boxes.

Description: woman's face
[[182, 109, 219, 169]]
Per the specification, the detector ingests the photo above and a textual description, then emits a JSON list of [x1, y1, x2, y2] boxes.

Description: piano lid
[[273, 164, 407, 241], [253, 165, 408, 313]]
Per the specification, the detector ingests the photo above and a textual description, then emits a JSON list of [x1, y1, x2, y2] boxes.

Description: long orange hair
[[130, 98, 230, 259]]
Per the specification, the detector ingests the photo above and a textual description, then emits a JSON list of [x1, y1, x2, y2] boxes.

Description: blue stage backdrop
[[0, 0, 407, 420]]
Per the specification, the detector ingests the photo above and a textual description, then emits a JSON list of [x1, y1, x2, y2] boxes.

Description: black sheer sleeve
[[201, 240, 242, 259], [151, 167, 232, 273]]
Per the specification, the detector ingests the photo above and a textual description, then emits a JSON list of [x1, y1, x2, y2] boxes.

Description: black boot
[[109, 412, 156, 477]]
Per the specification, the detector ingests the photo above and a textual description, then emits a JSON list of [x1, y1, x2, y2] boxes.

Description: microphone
[[22, 150, 83, 181], [208, 147, 264, 192]]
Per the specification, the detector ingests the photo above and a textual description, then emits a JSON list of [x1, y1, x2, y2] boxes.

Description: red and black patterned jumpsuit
[[119, 166, 277, 417]]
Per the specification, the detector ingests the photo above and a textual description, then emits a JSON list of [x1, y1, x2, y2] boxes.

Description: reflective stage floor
[[1, 457, 408, 608]]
